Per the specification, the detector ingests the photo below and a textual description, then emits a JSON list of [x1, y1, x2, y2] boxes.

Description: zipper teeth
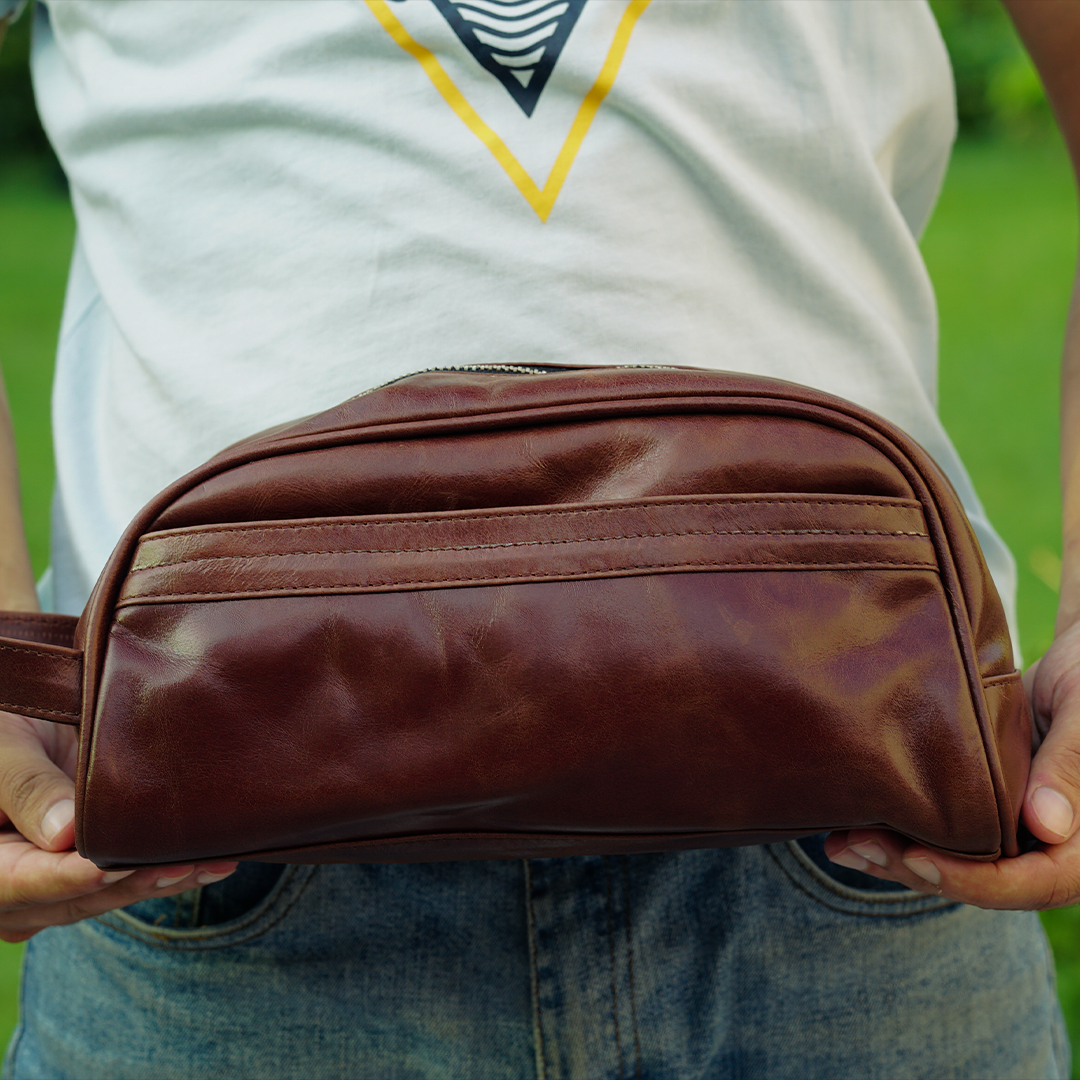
[[357, 365, 561, 397], [351, 363, 679, 401], [443, 364, 558, 376]]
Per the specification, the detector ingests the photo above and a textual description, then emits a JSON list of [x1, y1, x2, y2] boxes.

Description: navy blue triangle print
[[427, 0, 587, 117]]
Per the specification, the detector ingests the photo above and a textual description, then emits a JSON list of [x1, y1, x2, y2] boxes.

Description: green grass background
[[925, 132, 1080, 1062], [0, 133, 1077, 1062]]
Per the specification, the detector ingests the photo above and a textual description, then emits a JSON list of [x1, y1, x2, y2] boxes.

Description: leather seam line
[[0, 615, 74, 623], [144, 497, 924, 540], [0, 635, 74, 646], [0, 700, 78, 720], [120, 558, 941, 601], [0, 642, 79, 664], [983, 672, 1022, 686], [131, 527, 931, 572]]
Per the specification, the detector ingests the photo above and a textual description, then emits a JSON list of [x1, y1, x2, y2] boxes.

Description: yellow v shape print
[[365, 0, 651, 221]]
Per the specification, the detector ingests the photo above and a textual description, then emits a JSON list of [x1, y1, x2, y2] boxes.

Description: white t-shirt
[[24, 0, 1018, 646]]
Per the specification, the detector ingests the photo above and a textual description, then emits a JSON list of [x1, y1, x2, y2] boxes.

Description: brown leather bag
[[0, 365, 1031, 869]]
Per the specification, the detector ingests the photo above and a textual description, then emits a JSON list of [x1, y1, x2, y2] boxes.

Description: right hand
[[0, 710, 237, 942]]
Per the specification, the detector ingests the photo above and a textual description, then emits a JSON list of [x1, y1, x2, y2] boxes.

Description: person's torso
[[29, 0, 1015, 642]]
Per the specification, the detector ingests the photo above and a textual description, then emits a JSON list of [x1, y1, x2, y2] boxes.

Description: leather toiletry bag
[[0, 365, 1031, 868]]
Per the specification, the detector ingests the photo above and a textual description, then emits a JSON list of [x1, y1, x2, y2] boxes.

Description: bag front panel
[[82, 505, 998, 867], [70, 370, 1023, 866]]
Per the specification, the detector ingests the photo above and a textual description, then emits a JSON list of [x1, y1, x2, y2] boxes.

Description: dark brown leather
[[0, 614, 81, 725], [0, 366, 1032, 868]]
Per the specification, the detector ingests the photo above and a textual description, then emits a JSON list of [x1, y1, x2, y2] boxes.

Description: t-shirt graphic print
[[368, 0, 649, 219], [427, 0, 586, 116]]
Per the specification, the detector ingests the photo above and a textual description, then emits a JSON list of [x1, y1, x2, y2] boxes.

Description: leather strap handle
[[0, 613, 82, 726]]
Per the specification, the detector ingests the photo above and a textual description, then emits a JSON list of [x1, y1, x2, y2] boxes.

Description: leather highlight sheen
[[0, 366, 1031, 867]]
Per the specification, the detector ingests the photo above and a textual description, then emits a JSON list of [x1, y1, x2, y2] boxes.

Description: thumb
[[1024, 631, 1080, 844], [0, 718, 76, 852]]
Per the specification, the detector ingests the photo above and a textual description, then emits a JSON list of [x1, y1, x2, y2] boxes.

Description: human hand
[[0, 710, 237, 941], [824, 620, 1080, 910]]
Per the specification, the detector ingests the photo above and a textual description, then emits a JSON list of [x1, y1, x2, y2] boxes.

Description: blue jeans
[[4, 841, 1069, 1079]]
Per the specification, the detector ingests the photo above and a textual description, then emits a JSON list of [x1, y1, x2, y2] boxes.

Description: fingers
[[824, 828, 1080, 910], [819, 623, 1080, 911], [0, 831, 239, 941], [824, 831, 921, 888], [1023, 623, 1080, 845], [0, 713, 79, 852], [0, 865, 240, 942], [0, 711, 241, 937]]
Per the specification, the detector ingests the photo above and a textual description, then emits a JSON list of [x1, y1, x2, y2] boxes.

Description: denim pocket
[[96, 862, 316, 950], [768, 836, 956, 918]]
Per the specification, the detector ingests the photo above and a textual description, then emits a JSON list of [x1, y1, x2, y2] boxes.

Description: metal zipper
[[351, 363, 679, 401]]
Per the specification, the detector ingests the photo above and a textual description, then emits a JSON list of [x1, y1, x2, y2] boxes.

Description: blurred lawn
[[0, 133, 1077, 1062], [0, 167, 71, 1050], [1, 167, 68, 577], [925, 130, 1080, 1068]]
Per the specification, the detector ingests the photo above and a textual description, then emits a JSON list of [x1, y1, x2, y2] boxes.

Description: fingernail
[[101, 870, 136, 885], [1032, 787, 1075, 839], [902, 856, 941, 885], [41, 800, 74, 845], [829, 849, 871, 872], [850, 841, 888, 868], [155, 869, 193, 889], [195, 870, 233, 886]]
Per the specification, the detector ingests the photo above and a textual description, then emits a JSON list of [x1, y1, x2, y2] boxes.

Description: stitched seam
[[5, 634, 74, 645], [524, 861, 549, 1080], [983, 672, 1022, 687], [122, 558, 940, 601], [0, 615, 74, 624], [620, 856, 642, 1080], [0, 701, 78, 720], [144, 497, 923, 541], [781, 869, 956, 918], [603, 856, 626, 1080], [0, 642, 79, 664], [132, 526, 931, 573], [101, 866, 317, 951], [766, 845, 957, 918], [779, 839, 990, 904], [783, 842, 945, 906]]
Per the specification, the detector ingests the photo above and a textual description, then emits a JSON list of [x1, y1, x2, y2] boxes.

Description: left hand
[[825, 621, 1080, 910], [848, 0, 1080, 912]]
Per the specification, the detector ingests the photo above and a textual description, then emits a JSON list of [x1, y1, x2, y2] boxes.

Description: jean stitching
[[114, 874, 281, 937], [603, 857, 626, 1080], [620, 856, 643, 1080], [100, 865, 316, 950], [782, 841, 946, 906], [768, 844, 955, 918], [524, 861, 548, 1080]]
